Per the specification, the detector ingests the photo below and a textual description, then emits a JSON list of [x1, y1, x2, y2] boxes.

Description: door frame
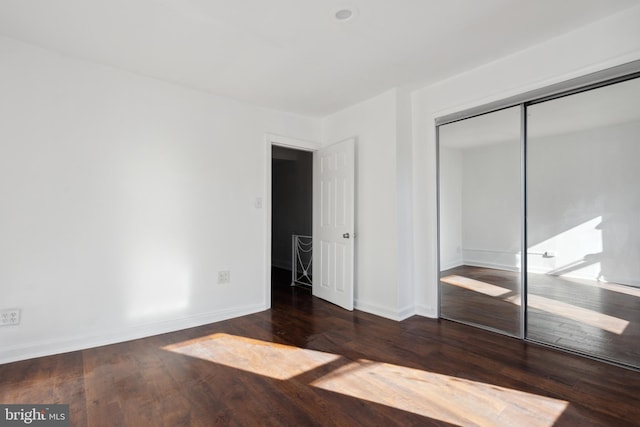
[[264, 133, 321, 308]]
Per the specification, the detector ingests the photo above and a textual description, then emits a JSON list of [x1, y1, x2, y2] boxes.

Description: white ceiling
[[0, 0, 638, 117]]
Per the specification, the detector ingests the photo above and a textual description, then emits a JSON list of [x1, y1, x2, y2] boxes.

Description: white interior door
[[312, 138, 355, 310]]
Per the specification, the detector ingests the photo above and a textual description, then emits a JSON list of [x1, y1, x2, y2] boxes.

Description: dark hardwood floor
[[441, 265, 640, 368], [1, 267, 640, 426]]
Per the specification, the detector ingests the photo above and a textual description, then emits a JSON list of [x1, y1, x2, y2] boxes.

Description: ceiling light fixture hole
[[335, 9, 354, 21]]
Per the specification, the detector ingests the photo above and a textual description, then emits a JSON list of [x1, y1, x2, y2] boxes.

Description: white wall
[[395, 88, 415, 316], [320, 88, 416, 320], [0, 35, 320, 363], [412, 6, 640, 317], [437, 147, 463, 270], [439, 139, 521, 273], [461, 140, 521, 271], [528, 121, 640, 286], [322, 89, 409, 320]]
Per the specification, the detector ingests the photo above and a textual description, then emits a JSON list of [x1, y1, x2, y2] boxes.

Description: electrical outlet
[[0, 309, 20, 326], [217, 270, 231, 284]]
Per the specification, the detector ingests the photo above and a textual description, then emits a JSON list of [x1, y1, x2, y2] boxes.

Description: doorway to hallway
[[271, 146, 313, 299]]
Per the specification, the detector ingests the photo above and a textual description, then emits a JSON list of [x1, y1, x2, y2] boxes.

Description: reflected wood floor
[[440, 266, 521, 336], [0, 269, 639, 426], [441, 265, 640, 367]]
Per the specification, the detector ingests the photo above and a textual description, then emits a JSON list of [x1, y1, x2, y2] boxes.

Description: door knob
[[343, 233, 350, 239]]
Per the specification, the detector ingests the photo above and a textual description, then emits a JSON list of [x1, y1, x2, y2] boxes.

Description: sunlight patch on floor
[[509, 294, 629, 335], [444, 274, 629, 334], [441, 275, 512, 297], [163, 333, 340, 380], [164, 333, 569, 425], [311, 359, 569, 426], [574, 278, 640, 298]]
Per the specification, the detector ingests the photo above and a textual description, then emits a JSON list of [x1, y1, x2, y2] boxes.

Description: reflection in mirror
[[527, 77, 640, 368], [439, 106, 521, 336]]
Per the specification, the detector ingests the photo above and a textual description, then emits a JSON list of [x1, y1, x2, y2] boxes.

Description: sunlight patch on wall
[[126, 250, 191, 319], [311, 359, 569, 426], [163, 333, 340, 380], [119, 136, 195, 320], [529, 216, 602, 280]]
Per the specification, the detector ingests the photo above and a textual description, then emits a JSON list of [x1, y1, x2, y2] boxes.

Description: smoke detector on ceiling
[[333, 6, 358, 22], [335, 9, 353, 20]]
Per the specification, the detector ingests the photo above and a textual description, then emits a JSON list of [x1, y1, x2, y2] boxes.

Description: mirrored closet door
[[438, 66, 640, 369], [438, 106, 522, 337], [526, 76, 640, 367]]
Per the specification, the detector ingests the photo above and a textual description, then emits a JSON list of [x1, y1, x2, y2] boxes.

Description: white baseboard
[[415, 304, 437, 318], [600, 275, 640, 288], [397, 304, 416, 321], [527, 268, 640, 288], [354, 299, 413, 321], [440, 259, 463, 271], [0, 303, 267, 365], [523, 266, 546, 275], [463, 248, 519, 272], [463, 260, 519, 272]]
